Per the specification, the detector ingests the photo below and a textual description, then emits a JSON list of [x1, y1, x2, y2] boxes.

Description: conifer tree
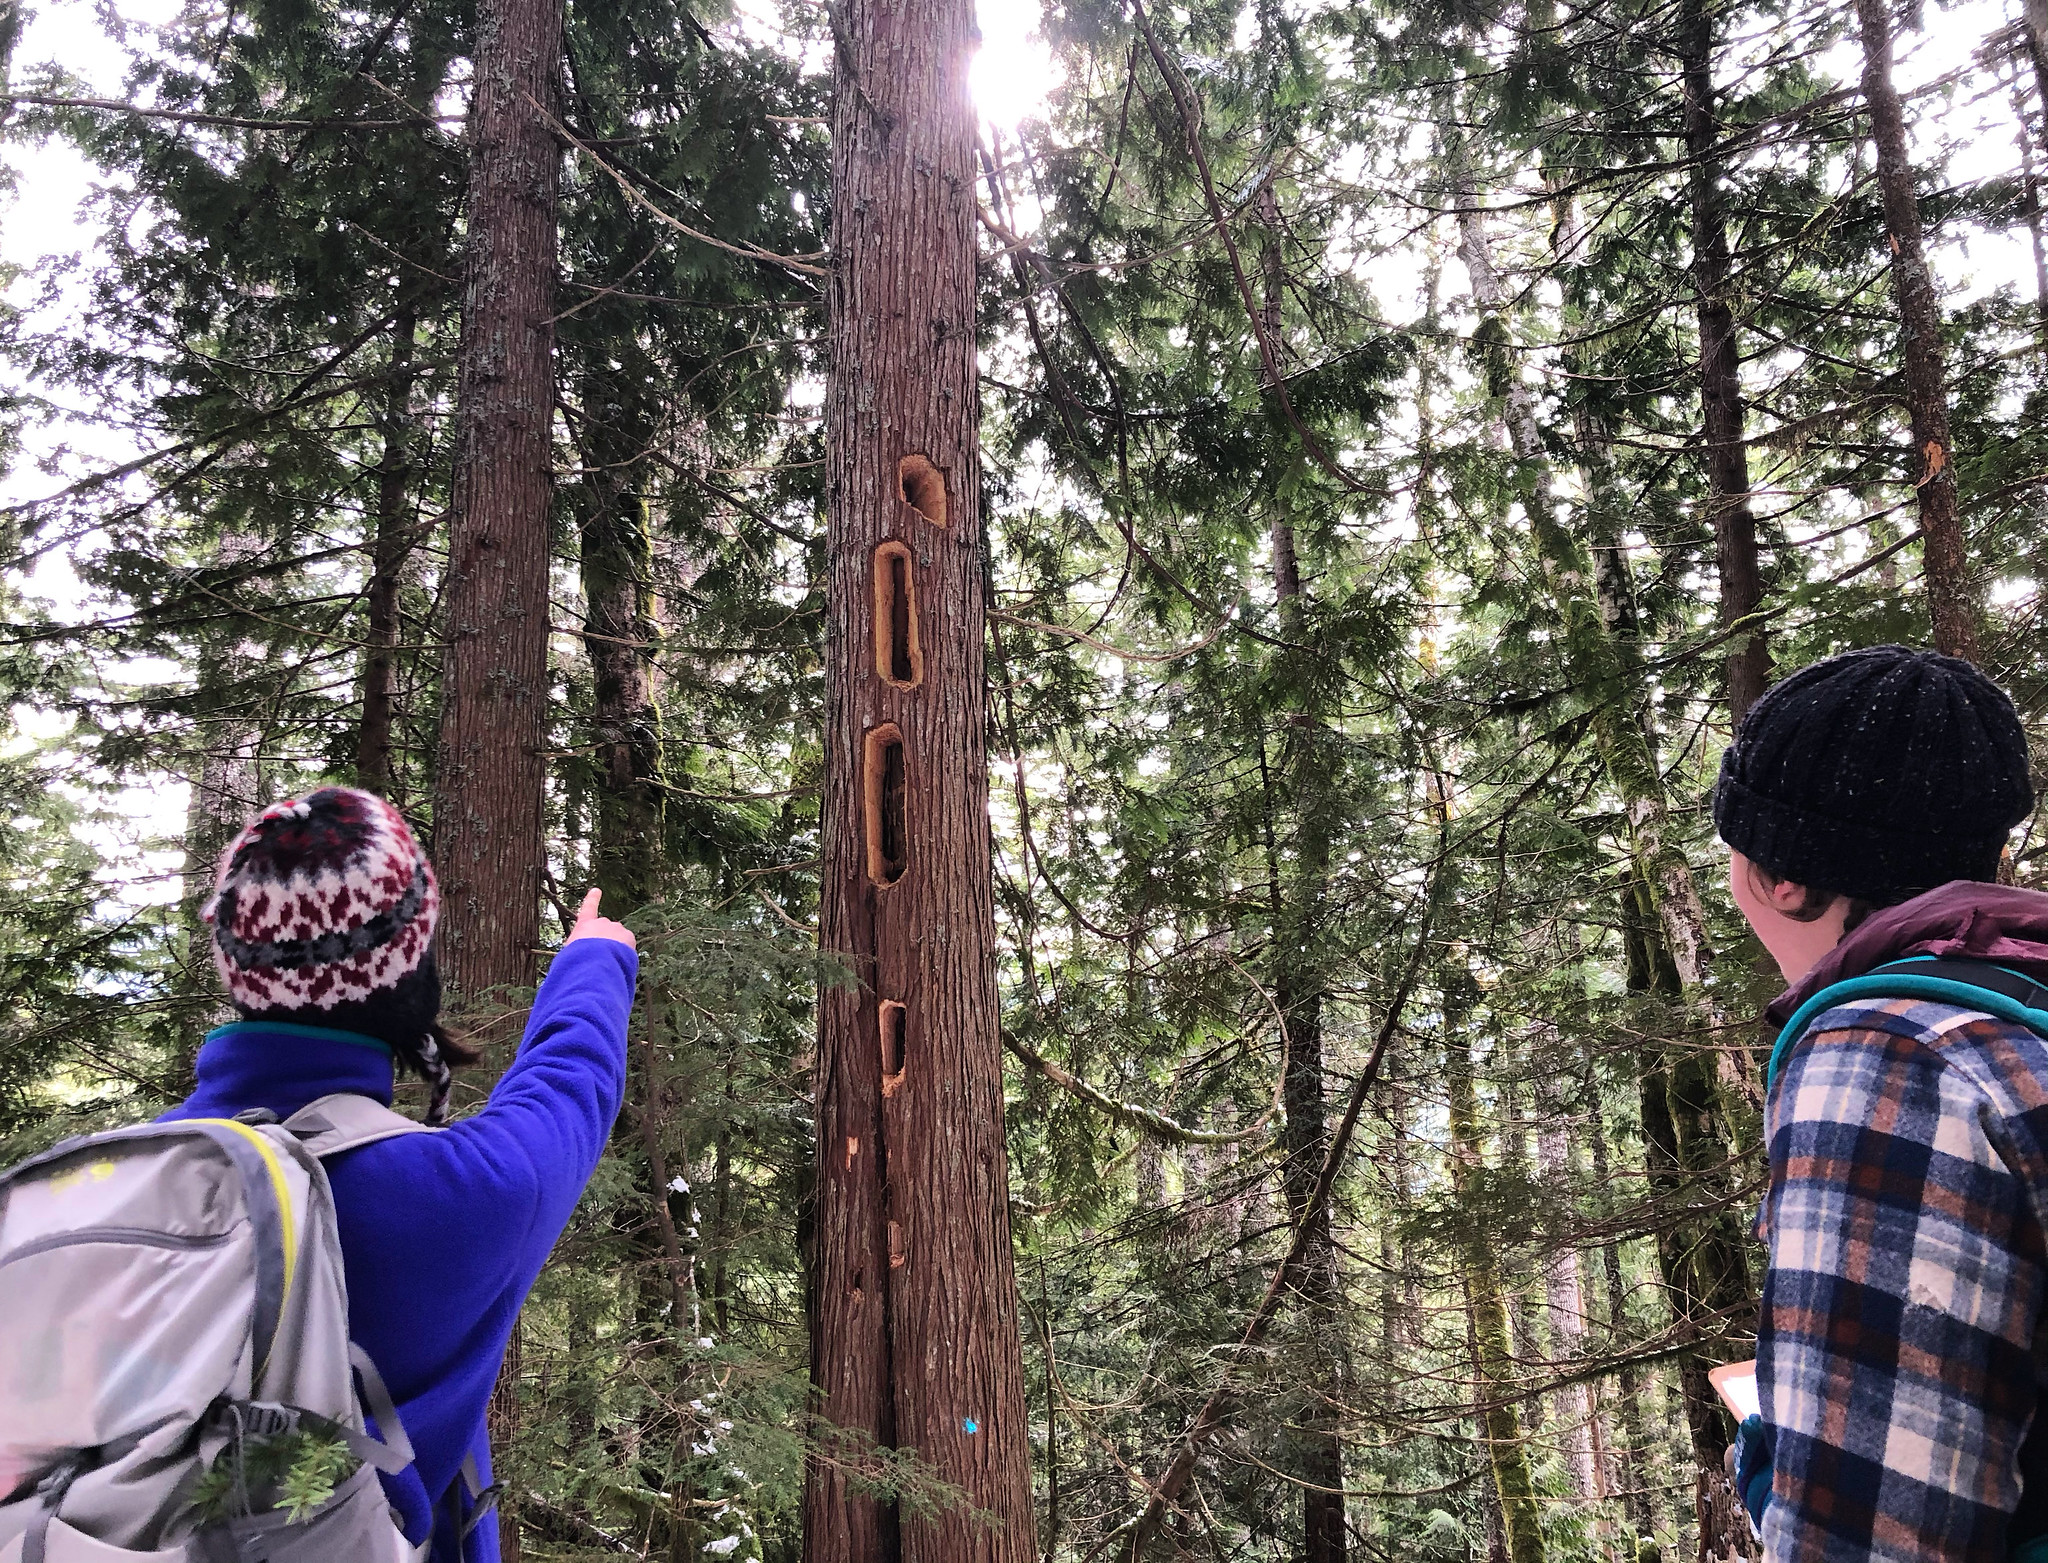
[[1854, 0, 1979, 660], [803, 0, 1034, 1550], [434, 0, 567, 996]]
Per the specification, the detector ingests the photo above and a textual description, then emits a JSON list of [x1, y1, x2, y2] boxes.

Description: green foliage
[[189, 1429, 357, 1525], [5, 0, 2048, 1556]]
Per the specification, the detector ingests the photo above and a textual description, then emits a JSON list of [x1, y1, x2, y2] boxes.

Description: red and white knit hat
[[205, 787, 439, 1014]]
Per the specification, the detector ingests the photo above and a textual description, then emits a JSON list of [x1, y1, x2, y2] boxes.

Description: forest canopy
[[1, 0, 2044, 1557]]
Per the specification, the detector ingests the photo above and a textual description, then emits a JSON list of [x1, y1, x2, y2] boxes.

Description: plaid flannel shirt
[[1759, 993, 2048, 1562]]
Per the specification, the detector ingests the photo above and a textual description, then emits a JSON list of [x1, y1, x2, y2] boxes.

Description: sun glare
[[972, 0, 1061, 131]]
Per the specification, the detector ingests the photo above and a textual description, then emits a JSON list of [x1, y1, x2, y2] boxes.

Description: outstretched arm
[[392, 891, 639, 1274]]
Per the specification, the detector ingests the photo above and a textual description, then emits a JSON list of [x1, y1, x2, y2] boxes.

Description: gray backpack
[[0, 1096, 442, 1562]]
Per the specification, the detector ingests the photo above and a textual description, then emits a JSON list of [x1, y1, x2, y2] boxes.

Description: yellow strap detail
[[190, 1118, 299, 1343]]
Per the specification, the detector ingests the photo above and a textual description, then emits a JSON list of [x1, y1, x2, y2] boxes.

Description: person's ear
[[1763, 875, 1815, 914]]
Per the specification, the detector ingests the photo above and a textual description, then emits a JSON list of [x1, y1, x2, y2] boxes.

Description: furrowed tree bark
[[435, 3, 564, 1555], [1854, 0, 1981, 661], [357, 309, 419, 798], [432, 0, 564, 1001], [802, 0, 1034, 1552], [1678, 0, 1768, 723]]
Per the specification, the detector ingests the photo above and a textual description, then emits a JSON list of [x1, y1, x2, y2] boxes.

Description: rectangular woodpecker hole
[[878, 1001, 907, 1098], [864, 723, 908, 887], [898, 455, 948, 527], [872, 542, 922, 688], [888, 1219, 906, 1269]]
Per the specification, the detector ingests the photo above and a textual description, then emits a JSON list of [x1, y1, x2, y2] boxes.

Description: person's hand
[[564, 888, 636, 951]]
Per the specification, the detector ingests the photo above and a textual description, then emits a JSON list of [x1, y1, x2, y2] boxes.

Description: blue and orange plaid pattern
[[1759, 994, 2048, 1561]]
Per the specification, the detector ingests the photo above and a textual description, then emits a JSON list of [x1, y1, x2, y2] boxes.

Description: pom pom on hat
[[206, 787, 439, 1014]]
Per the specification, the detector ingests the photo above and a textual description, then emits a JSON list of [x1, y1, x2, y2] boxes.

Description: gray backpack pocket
[[191, 1465, 410, 1563]]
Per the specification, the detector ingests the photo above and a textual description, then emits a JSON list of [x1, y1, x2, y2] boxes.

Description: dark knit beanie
[[205, 787, 454, 1120], [1713, 646, 2033, 902]]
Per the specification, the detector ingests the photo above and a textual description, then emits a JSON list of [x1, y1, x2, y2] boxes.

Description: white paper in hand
[[1710, 1360, 1759, 1421]]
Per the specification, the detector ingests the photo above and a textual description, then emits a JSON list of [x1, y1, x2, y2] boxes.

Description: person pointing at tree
[[161, 787, 638, 1562]]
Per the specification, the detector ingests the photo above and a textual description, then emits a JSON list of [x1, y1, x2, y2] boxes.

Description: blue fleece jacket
[[160, 936, 636, 1563]]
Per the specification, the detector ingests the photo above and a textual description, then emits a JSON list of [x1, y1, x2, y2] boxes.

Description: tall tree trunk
[[176, 579, 263, 1089], [436, 5, 564, 1555], [358, 309, 420, 797], [802, 0, 1035, 1551], [1257, 172, 1349, 1563], [1677, 0, 1768, 723], [1447, 1009, 1547, 1563], [1454, 176, 1721, 1025], [1267, 513, 1348, 1562], [1378, 1075, 1414, 1383], [2023, 0, 2048, 154], [432, 0, 564, 999], [1582, 1049, 1653, 1539], [1536, 1122, 1600, 1503], [577, 402, 664, 909], [1854, 0, 1980, 661], [1456, 168, 1756, 1558]]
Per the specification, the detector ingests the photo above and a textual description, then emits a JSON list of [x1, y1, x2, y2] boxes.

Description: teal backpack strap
[[1766, 958, 2048, 1095]]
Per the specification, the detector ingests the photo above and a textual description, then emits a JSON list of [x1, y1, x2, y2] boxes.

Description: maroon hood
[[1765, 881, 2048, 1029]]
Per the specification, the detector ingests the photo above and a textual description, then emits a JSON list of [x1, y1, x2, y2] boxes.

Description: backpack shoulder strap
[[283, 1093, 437, 1160], [1767, 958, 2048, 1095]]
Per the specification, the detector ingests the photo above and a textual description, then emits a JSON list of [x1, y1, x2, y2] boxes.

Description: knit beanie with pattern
[[1713, 645, 2034, 902], [206, 787, 454, 1118]]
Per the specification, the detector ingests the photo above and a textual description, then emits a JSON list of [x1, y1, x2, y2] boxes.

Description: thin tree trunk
[[802, 0, 1034, 1549], [358, 309, 420, 797], [2014, 78, 2048, 335], [1536, 1124, 1599, 1503], [1500, 1058, 1546, 1437], [1854, 0, 1980, 661], [1379, 1075, 1413, 1378], [1258, 173, 1348, 1563], [432, 0, 564, 1000], [1448, 1013, 1546, 1563], [1582, 1050, 1652, 1539], [711, 1112, 733, 1338], [578, 409, 663, 909], [1678, 0, 1768, 723], [2023, 0, 2048, 157], [177, 584, 263, 1089], [1457, 167, 1756, 1558]]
